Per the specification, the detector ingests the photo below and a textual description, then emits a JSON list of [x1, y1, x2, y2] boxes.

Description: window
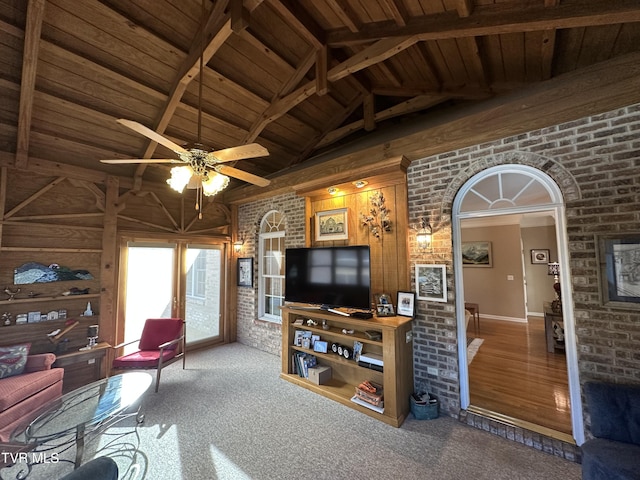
[[186, 250, 206, 299], [259, 210, 285, 322]]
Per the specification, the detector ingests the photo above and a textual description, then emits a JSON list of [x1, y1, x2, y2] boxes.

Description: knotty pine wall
[[0, 166, 232, 355], [306, 175, 410, 305]]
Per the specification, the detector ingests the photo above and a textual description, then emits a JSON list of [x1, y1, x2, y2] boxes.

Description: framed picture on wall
[[530, 249, 550, 264], [415, 264, 447, 302], [597, 233, 640, 309], [237, 257, 253, 287], [315, 208, 348, 241], [461, 241, 492, 267]]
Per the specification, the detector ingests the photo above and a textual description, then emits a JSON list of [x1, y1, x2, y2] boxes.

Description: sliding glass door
[[122, 241, 225, 349], [124, 243, 176, 352], [184, 244, 223, 343]]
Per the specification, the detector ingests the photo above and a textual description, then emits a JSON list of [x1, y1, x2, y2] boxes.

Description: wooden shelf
[[0, 293, 100, 306], [281, 306, 413, 427]]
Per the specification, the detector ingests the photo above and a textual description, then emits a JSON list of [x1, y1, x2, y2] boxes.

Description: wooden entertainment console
[[280, 306, 414, 427]]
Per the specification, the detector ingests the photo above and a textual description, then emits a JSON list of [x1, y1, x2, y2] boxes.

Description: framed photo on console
[[237, 257, 253, 287], [396, 291, 416, 318]]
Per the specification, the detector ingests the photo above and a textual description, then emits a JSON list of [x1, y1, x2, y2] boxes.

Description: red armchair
[[111, 318, 185, 392]]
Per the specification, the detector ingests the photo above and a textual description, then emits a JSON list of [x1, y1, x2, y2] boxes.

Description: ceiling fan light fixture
[[202, 171, 229, 196], [167, 165, 194, 193]]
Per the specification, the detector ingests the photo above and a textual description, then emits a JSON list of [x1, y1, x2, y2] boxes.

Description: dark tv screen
[[285, 246, 371, 310]]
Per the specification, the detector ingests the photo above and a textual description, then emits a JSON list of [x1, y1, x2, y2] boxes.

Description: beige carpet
[[4, 343, 581, 480]]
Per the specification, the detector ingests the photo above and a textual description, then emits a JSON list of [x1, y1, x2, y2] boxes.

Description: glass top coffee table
[[8, 372, 152, 478]]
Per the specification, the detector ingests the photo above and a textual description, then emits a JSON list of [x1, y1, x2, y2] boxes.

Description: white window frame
[[258, 211, 285, 323]]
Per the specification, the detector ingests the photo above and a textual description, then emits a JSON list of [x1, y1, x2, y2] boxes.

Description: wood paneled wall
[[304, 170, 410, 304], [0, 167, 232, 354]]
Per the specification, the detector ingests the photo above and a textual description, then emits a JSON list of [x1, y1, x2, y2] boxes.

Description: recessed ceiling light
[[327, 187, 338, 195], [352, 180, 368, 188]]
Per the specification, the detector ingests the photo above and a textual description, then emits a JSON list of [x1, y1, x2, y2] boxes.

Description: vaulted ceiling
[[1, 0, 639, 192]]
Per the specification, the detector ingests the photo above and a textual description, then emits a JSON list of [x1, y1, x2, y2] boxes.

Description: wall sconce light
[[352, 180, 368, 189], [233, 234, 245, 254], [327, 187, 338, 195], [416, 217, 432, 251]]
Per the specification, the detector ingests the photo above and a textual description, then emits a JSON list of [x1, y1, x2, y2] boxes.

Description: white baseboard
[[479, 314, 528, 323]]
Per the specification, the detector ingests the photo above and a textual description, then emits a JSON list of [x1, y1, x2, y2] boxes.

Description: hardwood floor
[[468, 316, 572, 435]]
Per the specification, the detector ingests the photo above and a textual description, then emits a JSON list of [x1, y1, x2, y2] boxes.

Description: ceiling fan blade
[[100, 158, 184, 164], [217, 165, 270, 187], [117, 119, 188, 154], [209, 143, 269, 163]]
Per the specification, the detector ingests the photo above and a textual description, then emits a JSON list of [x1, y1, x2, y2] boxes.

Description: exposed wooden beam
[[316, 45, 329, 96], [15, 0, 45, 170], [266, 0, 325, 48], [135, 3, 233, 182], [379, 0, 408, 27], [0, 151, 135, 189], [293, 94, 364, 165], [363, 93, 375, 132], [326, 0, 640, 46], [317, 94, 450, 148], [326, 0, 362, 33], [249, 36, 418, 139], [456, 0, 473, 18], [225, 52, 640, 204], [230, 0, 249, 33]]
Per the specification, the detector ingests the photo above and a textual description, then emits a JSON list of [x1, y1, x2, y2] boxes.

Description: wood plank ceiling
[[0, 0, 639, 191]]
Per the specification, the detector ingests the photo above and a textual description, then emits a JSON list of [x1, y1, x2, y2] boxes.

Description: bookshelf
[[280, 306, 414, 427]]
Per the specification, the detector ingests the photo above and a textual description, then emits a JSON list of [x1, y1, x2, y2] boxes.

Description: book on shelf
[[294, 352, 317, 378], [357, 360, 383, 372], [359, 352, 383, 366]]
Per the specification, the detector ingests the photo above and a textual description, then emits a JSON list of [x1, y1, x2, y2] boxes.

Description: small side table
[[465, 302, 480, 335], [53, 342, 111, 393]]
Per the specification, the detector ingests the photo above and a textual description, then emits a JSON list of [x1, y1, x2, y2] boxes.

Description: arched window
[[258, 210, 285, 322]]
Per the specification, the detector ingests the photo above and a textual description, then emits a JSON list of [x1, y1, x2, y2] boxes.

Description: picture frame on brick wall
[[596, 233, 640, 309], [237, 257, 253, 287], [415, 264, 447, 302]]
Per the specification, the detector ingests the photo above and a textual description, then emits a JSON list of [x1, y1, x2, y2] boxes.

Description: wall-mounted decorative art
[[530, 249, 550, 264], [415, 264, 447, 302], [14, 262, 94, 285], [315, 208, 348, 241], [597, 233, 640, 309], [360, 191, 391, 239], [461, 241, 492, 267], [237, 258, 253, 287]]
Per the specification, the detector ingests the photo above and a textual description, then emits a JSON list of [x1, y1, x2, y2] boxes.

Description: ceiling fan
[[101, 0, 270, 219]]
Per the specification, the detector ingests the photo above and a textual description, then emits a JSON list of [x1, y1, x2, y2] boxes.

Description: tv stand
[[286, 303, 323, 311], [280, 306, 414, 427]]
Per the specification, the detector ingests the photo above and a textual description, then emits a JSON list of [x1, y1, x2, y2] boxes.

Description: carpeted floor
[[6, 343, 581, 480]]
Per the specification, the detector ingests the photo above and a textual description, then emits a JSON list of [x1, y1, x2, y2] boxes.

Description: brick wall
[[236, 192, 306, 354], [408, 103, 640, 418], [237, 103, 640, 426]]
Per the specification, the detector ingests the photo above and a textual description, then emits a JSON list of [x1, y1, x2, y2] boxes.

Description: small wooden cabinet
[[280, 307, 414, 427], [543, 303, 565, 353], [53, 342, 110, 393]]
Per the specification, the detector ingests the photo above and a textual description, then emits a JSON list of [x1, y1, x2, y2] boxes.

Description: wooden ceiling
[[1, 0, 639, 191]]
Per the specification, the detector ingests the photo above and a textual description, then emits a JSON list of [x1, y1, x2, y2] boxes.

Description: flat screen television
[[285, 246, 371, 311]]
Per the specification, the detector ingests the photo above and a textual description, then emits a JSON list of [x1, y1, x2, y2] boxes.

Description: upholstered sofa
[[0, 353, 64, 442], [581, 381, 640, 480]]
